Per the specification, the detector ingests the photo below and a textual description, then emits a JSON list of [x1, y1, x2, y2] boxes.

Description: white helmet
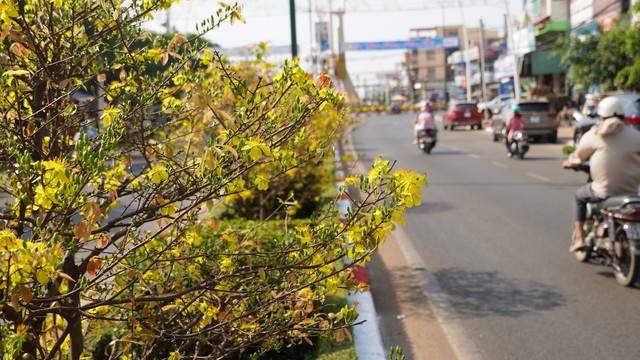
[[597, 96, 625, 119]]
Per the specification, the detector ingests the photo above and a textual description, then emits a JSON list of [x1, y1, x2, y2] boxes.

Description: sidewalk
[[337, 126, 460, 360], [333, 141, 386, 360]]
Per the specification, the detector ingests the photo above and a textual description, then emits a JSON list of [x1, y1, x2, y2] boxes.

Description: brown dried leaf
[[84, 202, 101, 224], [127, 269, 137, 279], [58, 271, 76, 283], [10, 294, 19, 310], [19, 284, 32, 303], [208, 217, 220, 231], [304, 301, 314, 314], [161, 304, 177, 312], [96, 233, 110, 250], [344, 327, 353, 341], [0, 28, 9, 41], [109, 188, 118, 201], [10, 43, 29, 57], [26, 122, 35, 136], [74, 220, 91, 241], [87, 259, 97, 277], [334, 328, 345, 342]]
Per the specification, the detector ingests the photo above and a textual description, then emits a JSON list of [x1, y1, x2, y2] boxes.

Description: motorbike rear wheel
[[613, 227, 639, 287]]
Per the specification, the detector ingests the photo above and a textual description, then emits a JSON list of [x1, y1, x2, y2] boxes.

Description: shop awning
[[531, 50, 565, 75]]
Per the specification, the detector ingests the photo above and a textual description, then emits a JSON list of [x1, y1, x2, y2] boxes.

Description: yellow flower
[[147, 164, 169, 184], [100, 107, 122, 127], [34, 184, 55, 210], [254, 175, 268, 191]]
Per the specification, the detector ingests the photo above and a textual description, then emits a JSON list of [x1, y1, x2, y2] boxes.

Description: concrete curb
[[333, 142, 387, 360]]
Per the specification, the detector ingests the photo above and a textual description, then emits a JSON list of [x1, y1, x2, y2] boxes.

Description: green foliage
[[561, 9, 640, 92], [222, 161, 332, 220], [0, 1, 425, 359], [389, 346, 405, 360]]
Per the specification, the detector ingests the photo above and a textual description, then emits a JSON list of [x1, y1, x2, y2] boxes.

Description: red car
[[443, 101, 483, 130]]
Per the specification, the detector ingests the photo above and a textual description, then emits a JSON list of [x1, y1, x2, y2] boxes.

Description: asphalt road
[[350, 112, 640, 360]]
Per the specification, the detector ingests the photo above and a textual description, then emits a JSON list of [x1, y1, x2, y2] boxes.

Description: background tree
[[0, 1, 425, 359], [561, 5, 640, 93]]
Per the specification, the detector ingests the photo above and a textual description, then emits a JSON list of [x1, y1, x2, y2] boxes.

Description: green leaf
[[2, 69, 29, 77]]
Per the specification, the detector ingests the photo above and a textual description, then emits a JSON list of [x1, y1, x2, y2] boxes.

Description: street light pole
[[289, 0, 298, 58], [442, 3, 448, 104], [308, 0, 315, 77]]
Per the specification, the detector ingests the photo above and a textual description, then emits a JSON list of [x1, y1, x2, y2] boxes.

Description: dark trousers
[[574, 183, 605, 222]]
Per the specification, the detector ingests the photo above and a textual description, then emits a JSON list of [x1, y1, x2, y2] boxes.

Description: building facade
[[404, 26, 499, 104], [443, 0, 634, 109]]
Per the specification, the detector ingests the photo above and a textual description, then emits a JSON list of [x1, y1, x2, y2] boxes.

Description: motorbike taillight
[[424, 129, 434, 135], [625, 115, 640, 126], [618, 203, 640, 221]]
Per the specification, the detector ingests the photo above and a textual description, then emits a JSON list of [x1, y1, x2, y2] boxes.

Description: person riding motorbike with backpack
[[562, 96, 640, 252]]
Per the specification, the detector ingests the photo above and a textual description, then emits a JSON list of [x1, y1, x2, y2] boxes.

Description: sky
[[143, 0, 525, 90]]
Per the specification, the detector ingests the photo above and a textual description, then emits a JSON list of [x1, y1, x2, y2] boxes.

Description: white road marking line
[[492, 161, 508, 168], [467, 154, 481, 159], [526, 172, 551, 182]]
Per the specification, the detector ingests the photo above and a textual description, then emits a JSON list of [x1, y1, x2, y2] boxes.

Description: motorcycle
[[417, 127, 437, 154], [505, 130, 529, 159], [568, 164, 640, 287]]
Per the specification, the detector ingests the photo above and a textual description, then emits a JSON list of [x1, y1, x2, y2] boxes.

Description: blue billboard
[[341, 36, 460, 52]]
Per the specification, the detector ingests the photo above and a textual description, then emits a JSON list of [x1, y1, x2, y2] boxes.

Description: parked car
[[492, 99, 558, 143], [443, 101, 483, 130], [573, 92, 640, 145], [477, 94, 512, 118]]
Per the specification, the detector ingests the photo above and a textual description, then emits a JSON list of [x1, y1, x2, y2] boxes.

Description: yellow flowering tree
[[0, 1, 426, 359]]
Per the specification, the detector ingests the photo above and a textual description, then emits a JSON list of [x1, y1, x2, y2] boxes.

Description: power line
[[180, 0, 515, 17], [301, 0, 509, 13]]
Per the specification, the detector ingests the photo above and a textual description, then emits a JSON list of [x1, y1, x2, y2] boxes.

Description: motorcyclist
[[562, 96, 640, 252], [505, 104, 525, 155], [414, 102, 436, 147]]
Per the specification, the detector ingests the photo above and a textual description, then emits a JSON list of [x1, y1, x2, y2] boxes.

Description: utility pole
[[479, 19, 488, 118], [458, 0, 472, 101], [289, 0, 298, 58], [505, 0, 521, 100], [441, 4, 448, 104]]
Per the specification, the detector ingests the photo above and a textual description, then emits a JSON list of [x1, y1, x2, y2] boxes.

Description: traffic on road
[[350, 111, 640, 360]]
